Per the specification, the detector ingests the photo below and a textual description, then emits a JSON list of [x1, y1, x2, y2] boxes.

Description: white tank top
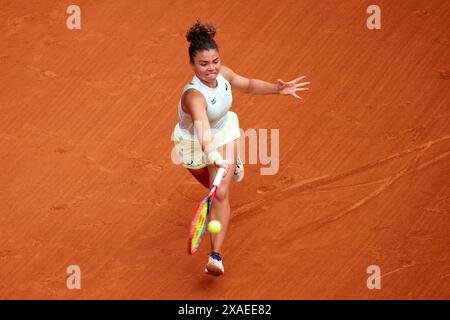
[[178, 74, 233, 140]]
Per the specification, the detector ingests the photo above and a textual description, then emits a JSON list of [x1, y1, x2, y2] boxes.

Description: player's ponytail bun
[[186, 20, 219, 62], [186, 20, 216, 43]]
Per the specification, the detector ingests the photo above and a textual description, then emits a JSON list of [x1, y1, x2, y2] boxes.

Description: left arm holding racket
[[183, 83, 228, 254], [184, 90, 229, 171]]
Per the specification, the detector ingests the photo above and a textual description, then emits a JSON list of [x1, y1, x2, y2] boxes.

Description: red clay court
[[0, 0, 449, 299]]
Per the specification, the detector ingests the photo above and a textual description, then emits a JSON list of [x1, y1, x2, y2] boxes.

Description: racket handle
[[212, 167, 226, 187]]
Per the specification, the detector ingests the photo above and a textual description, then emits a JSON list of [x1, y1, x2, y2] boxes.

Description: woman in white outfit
[[173, 21, 310, 276]]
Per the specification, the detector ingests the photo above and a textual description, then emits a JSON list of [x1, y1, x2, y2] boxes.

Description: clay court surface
[[0, 0, 449, 299]]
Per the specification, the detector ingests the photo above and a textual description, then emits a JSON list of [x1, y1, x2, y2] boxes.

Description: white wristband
[[207, 150, 223, 165]]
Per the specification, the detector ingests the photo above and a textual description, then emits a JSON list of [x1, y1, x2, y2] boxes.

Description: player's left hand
[[277, 76, 310, 100]]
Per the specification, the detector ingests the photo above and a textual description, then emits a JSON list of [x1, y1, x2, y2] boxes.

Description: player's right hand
[[214, 159, 229, 177]]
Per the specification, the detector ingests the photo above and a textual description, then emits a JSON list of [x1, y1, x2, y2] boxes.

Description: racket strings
[[191, 199, 210, 251]]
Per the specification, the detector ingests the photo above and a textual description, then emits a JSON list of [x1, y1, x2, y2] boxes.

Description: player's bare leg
[[204, 140, 237, 276]]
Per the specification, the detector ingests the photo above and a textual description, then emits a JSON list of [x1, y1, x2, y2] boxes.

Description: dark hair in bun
[[186, 20, 219, 62]]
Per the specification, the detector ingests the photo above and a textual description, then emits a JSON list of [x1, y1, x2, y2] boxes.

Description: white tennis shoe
[[205, 253, 224, 276], [233, 156, 244, 182]]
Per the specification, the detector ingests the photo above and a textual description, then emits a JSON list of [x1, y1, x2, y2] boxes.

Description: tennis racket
[[188, 167, 226, 255]]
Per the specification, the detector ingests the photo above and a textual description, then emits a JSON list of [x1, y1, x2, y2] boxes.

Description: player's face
[[191, 49, 221, 84]]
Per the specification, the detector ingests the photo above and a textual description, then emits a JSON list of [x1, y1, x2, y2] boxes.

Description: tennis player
[[173, 20, 309, 276]]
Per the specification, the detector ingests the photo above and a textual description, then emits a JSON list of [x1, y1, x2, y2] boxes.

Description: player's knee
[[215, 184, 229, 203]]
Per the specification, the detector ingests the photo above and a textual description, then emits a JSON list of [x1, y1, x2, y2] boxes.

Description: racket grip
[[212, 167, 226, 187]]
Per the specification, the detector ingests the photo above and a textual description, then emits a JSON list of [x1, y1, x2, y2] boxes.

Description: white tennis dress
[[172, 73, 241, 169]]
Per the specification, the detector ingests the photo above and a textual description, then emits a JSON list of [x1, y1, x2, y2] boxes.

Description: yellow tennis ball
[[207, 220, 222, 234]]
